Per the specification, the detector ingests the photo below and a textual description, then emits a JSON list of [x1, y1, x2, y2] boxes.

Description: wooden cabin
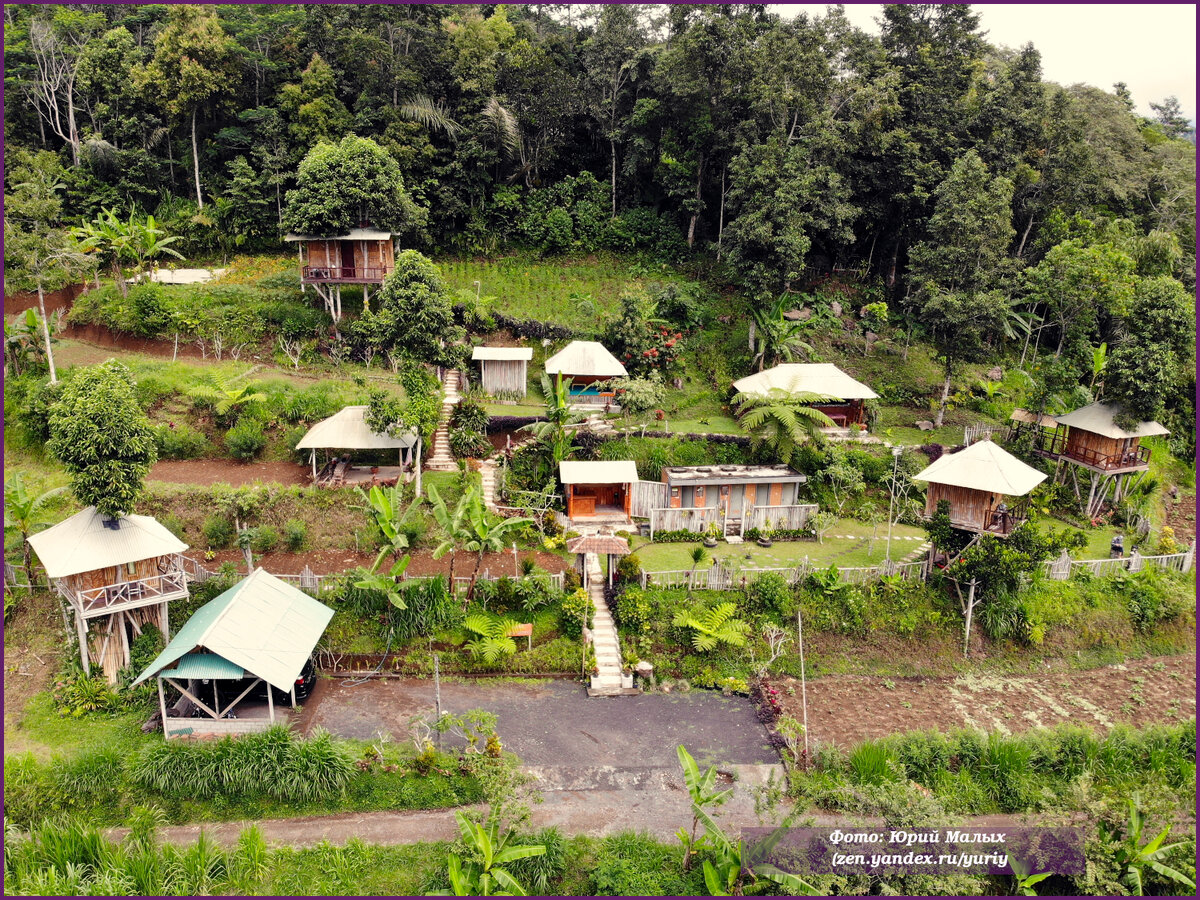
[[912, 441, 1046, 537], [544, 341, 628, 406], [133, 568, 333, 739], [472, 346, 533, 398], [28, 507, 190, 683], [732, 363, 878, 428], [560, 460, 637, 522], [648, 464, 814, 538], [284, 228, 395, 321]]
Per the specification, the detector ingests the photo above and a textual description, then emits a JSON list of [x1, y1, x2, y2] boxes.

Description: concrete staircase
[[585, 553, 634, 696], [479, 457, 499, 512], [424, 370, 462, 472]]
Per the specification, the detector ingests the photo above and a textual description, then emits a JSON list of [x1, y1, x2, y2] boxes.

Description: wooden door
[[768, 482, 783, 506]]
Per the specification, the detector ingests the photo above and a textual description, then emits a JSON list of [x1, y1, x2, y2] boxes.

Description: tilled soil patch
[[149, 459, 310, 486], [202, 548, 568, 577], [779, 654, 1196, 748]]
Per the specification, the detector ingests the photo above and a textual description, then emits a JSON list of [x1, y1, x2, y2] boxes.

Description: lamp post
[[472, 279, 481, 303], [885, 446, 903, 566]]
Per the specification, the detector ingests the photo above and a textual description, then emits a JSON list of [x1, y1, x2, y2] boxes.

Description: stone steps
[[424, 371, 462, 472], [584, 552, 636, 695]]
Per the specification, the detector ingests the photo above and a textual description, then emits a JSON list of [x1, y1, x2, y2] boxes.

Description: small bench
[[506, 622, 533, 651]]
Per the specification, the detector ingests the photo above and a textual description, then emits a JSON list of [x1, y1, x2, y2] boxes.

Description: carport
[[133, 568, 334, 738]]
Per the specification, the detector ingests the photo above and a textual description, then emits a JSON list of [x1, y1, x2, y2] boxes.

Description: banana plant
[[428, 809, 545, 896], [675, 744, 733, 871], [354, 483, 415, 569], [4, 474, 67, 582], [1102, 791, 1195, 896], [1008, 857, 1052, 896], [1090, 342, 1108, 394], [353, 555, 411, 610]]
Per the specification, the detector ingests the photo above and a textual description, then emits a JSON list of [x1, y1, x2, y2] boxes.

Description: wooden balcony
[[301, 265, 393, 285], [56, 570, 189, 617], [1032, 432, 1151, 472]]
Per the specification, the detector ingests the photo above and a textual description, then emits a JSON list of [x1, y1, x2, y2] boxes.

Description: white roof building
[[27, 507, 188, 580], [544, 341, 627, 378], [472, 346, 533, 361], [559, 460, 639, 484], [732, 363, 878, 400], [912, 440, 1047, 497], [1054, 403, 1170, 440], [295, 406, 417, 451]]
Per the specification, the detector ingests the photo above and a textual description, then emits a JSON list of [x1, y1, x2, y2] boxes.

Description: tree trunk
[[962, 579, 977, 658], [191, 107, 204, 209], [686, 153, 704, 250], [934, 368, 951, 428], [747, 318, 756, 354], [1015, 214, 1035, 259], [37, 283, 57, 384], [716, 165, 727, 260], [609, 138, 617, 217]]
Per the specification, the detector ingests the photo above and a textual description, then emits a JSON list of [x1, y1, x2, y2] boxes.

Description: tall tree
[[135, 4, 239, 209], [906, 150, 1016, 426], [46, 360, 158, 518]]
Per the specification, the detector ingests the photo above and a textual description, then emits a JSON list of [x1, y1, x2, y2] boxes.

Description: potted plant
[[703, 521, 720, 549], [620, 647, 638, 689], [757, 518, 774, 548]]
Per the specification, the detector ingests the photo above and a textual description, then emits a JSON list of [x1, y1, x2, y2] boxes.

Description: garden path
[[585, 553, 624, 692], [424, 370, 462, 472]]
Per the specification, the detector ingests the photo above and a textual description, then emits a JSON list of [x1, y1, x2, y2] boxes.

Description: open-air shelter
[[133, 568, 334, 738], [296, 405, 421, 492], [544, 341, 627, 406], [732, 363, 878, 428]]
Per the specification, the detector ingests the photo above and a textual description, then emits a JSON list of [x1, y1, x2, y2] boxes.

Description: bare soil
[[203, 548, 568, 577], [1163, 491, 1196, 545], [779, 654, 1196, 748], [149, 458, 310, 486]]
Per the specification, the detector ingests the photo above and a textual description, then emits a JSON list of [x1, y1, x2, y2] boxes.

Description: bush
[[250, 525, 279, 554], [226, 420, 268, 460], [746, 572, 793, 617], [448, 425, 493, 459], [154, 422, 211, 459], [283, 518, 308, 552], [558, 587, 595, 640], [203, 515, 235, 549], [611, 373, 666, 414], [614, 553, 643, 584], [590, 831, 694, 896], [614, 587, 652, 636]]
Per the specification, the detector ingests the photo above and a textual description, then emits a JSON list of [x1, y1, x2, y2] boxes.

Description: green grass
[[4, 692, 153, 761], [437, 252, 685, 331], [628, 519, 927, 571]]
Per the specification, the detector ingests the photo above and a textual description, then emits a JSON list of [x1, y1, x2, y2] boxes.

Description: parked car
[[198, 658, 317, 709]]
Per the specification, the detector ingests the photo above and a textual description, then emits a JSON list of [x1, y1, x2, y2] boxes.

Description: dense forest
[[4, 3, 1196, 438]]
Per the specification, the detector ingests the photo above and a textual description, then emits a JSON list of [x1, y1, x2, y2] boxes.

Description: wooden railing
[[1032, 432, 1151, 470], [743, 504, 819, 533], [59, 570, 188, 613], [1041, 543, 1195, 580], [648, 504, 817, 540], [640, 558, 928, 590], [301, 265, 393, 283]]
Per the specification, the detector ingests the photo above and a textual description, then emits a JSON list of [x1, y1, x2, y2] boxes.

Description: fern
[[463, 613, 520, 665], [672, 602, 750, 653]]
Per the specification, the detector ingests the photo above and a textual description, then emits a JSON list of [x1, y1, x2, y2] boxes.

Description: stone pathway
[[424, 370, 461, 472], [584, 552, 625, 694], [478, 457, 499, 511]]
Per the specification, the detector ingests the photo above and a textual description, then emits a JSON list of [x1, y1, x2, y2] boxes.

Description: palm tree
[[732, 388, 834, 464], [519, 372, 584, 477], [429, 485, 533, 601], [4, 475, 67, 584], [687, 545, 710, 597], [751, 295, 815, 372]]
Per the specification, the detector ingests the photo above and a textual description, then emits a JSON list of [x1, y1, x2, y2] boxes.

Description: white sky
[[776, 4, 1197, 123]]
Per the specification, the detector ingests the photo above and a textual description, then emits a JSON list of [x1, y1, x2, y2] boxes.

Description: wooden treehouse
[[284, 228, 395, 321], [27, 507, 189, 683], [732, 363, 878, 430], [913, 440, 1047, 537], [1022, 402, 1169, 518]]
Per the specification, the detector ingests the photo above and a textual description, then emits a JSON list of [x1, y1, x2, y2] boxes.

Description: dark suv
[[199, 658, 318, 709]]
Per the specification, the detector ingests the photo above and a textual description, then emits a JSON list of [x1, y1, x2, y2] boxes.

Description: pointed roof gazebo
[[544, 341, 628, 378], [912, 440, 1046, 536], [295, 405, 421, 490], [732, 364, 878, 428]]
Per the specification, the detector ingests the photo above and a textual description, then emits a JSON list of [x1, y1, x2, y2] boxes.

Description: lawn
[[628, 519, 927, 571], [437, 252, 685, 331]]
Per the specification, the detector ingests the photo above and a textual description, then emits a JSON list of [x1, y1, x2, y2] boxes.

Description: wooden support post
[[117, 610, 130, 668], [290, 684, 297, 708], [311, 449, 318, 481], [160, 601, 170, 640], [74, 609, 90, 673], [157, 678, 169, 736], [267, 683, 275, 723]]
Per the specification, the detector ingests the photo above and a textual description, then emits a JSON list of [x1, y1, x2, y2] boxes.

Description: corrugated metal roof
[[544, 341, 628, 377], [284, 228, 393, 241], [559, 460, 639, 485], [159, 652, 245, 681], [133, 569, 334, 692], [662, 464, 806, 486], [27, 507, 188, 580], [913, 440, 1047, 496], [1054, 403, 1169, 440], [296, 405, 417, 451], [473, 346, 533, 361], [732, 364, 879, 400]]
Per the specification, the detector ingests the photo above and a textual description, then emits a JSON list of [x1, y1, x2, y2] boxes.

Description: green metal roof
[[159, 653, 245, 681], [133, 568, 333, 691]]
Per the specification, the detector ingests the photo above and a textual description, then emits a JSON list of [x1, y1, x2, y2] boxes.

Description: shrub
[[154, 422, 211, 460], [611, 373, 666, 414], [590, 831, 693, 897], [614, 553, 642, 584], [250, 525, 279, 554], [161, 513, 187, 541], [51, 671, 122, 717], [448, 426, 492, 459], [283, 518, 308, 551], [614, 587, 652, 636], [226, 420, 268, 460], [747, 572, 793, 617], [558, 587, 595, 640], [203, 515, 235, 550]]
